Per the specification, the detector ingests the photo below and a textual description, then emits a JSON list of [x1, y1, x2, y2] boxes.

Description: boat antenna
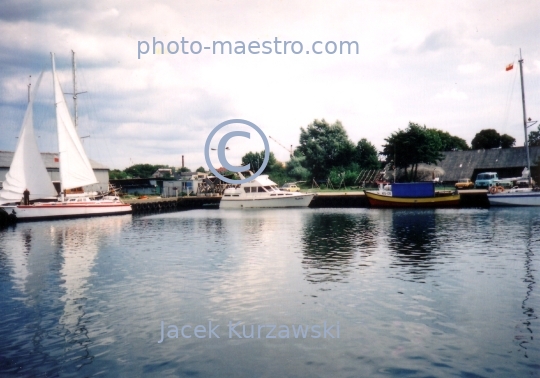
[[27, 75, 31, 104], [518, 48, 532, 187], [64, 50, 87, 129]]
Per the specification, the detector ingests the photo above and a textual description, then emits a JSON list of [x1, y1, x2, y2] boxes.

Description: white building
[[0, 151, 109, 193], [162, 171, 209, 197]]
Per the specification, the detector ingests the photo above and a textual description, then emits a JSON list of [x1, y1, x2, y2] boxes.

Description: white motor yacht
[[220, 175, 314, 208]]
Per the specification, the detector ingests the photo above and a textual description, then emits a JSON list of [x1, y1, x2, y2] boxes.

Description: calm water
[[0, 208, 539, 377]]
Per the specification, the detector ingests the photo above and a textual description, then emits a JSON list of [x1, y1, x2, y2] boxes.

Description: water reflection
[[0, 216, 130, 375], [8, 229, 31, 295], [301, 211, 377, 283], [387, 210, 438, 282], [0, 209, 538, 377], [515, 213, 539, 359]]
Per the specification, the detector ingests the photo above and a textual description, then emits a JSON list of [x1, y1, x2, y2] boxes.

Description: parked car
[[455, 179, 474, 190], [281, 183, 300, 192], [474, 172, 499, 189]]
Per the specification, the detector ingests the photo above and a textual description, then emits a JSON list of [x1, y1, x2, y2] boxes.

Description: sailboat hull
[[1, 202, 132, 222], [487, 190, 540, 206]]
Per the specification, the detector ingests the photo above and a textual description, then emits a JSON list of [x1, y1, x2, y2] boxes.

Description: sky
[[1, 0, 540, 170]]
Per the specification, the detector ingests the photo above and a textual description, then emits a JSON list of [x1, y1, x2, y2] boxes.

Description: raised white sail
[[0, 72, 58, 204], [51, 53, 98, 190]]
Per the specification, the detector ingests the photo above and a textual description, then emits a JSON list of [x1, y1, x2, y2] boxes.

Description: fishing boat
[[0, 53, 132, 221], [220, 174, 314, 208], [364, 182, 460, 208], [487, 50, 540, 206]]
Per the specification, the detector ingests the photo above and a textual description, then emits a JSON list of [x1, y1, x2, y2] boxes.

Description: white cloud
[[1, 0, 540, 169], [458, 62, 482, 74], [435, 89, 469, 101]]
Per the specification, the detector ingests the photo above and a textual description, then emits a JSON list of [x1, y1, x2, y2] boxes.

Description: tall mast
[[72, 50, 79, 129], [67, 50, 87, 130], [27, 75, 31, 104], [518, 49, 532, 187]]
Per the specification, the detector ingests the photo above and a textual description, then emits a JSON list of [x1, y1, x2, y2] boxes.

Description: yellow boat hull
[[364, 191, 460, 208]]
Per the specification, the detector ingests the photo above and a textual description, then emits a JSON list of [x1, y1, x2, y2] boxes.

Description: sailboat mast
[[518, 49, 532, 187], [27, 75, 31, 104], [71, 50, 79, 130]]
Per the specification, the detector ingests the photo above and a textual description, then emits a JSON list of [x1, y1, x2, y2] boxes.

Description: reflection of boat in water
[[364, 183, 460, 208], [488, 51, 540, 206], [220, 174, 314, 208], [1, 216, 130, 374], [0, 53, 131, 221]]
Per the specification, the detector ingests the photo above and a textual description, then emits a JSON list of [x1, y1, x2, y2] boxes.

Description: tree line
[[110, 119, 539, 184], [242, 119, 530, 185], [109, 164, 206, 180]]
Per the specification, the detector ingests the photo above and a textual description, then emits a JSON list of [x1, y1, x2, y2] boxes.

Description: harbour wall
[[126, 190, 489, 214]]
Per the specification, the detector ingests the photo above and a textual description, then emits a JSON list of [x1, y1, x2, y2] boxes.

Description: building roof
[[0, 150, 108, 170], [433, 146, 540, 181]]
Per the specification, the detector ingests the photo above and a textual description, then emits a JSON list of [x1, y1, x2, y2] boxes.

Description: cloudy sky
[[1, 0, 540, 170]]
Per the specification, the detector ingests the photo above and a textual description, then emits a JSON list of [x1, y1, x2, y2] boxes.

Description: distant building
[[109, 178, 159, 195], [151, 168, 173, 178], [407, 146, 540, 183], [162, 171, 209, 197], [0, 150, 109, 193]]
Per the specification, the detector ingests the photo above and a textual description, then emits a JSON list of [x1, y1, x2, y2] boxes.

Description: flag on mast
[[505, 63, 513, 71]]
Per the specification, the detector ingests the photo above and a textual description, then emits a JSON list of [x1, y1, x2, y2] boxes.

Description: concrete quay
[[124, 189, 489, 214]]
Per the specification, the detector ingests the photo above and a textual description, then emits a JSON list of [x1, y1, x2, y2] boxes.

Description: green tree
[[529, 127, 540, 146], [381, 122, 444, 181], [529, 125, 540, 147], [109, 169, 128, 180], [196, 166, 206, 173], [241, 151, 278, 173], [355, 138, 380, 169], [329, 164, 361, 187], [286, 155, 310, 181], [471, 129, 517, 149], [500, 134, 516, 148], [178, 167, 191, 173], [297, 119, 355, 179], [124, 164, 168, 178], [432, 129, 469, 151], [471, 129, 500, 149]]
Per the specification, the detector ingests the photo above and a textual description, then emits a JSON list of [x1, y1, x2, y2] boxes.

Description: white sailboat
[[488, 50, 540, 206], [0, 53, 132, 220]]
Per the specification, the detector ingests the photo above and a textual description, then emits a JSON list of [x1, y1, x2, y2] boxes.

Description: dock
[[125, 190, 489, 214], [124, 196, 221, 214]]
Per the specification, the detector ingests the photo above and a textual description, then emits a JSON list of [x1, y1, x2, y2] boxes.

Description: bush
[[328, 167, 359, 187]]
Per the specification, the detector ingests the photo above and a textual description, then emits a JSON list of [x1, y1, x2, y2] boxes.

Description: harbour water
[[0, 208, 538, 377]]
